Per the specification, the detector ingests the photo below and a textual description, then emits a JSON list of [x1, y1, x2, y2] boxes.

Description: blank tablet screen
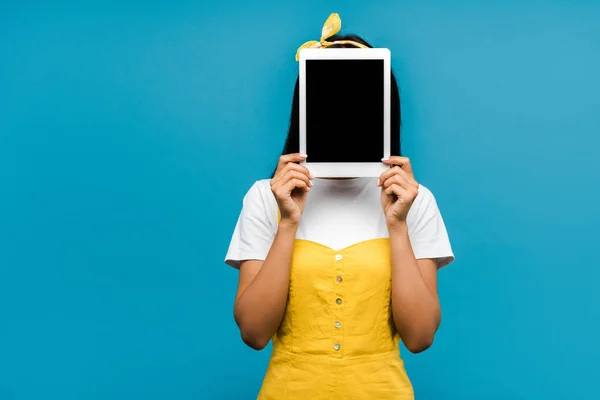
[[305, 59, 384, 163]]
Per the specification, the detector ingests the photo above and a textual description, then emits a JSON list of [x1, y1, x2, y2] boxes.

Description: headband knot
[[295, 13, 368, 61]]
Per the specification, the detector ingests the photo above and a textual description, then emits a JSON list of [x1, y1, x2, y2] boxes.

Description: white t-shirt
[[225, 177, 454, 269]]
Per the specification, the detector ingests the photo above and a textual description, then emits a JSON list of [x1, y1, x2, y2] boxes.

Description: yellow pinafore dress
[[257, 224, 414, 399]]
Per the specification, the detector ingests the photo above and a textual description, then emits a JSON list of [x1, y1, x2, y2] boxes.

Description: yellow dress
[[257, 237, 414, 399]]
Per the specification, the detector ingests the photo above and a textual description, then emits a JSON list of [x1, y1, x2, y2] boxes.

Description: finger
[[383, 172, 413, 191], [281, 170, 312, 188], [273, 165, 312, 186], [273, 155, 311, 183], [387, 169, 418, 189], [378, 166, 416, 187], [384, 183, 418, 202], [272, 176, 309, 200], [378, 166, 401, 186], [277, 153, 308, 170], [281, 163, 313, 180], [378, 166, 418, 188], [382, 156, 413, 175], [272, 169, 310, 193], [385, 183, 405, 197], [283, 178, 309, 194]]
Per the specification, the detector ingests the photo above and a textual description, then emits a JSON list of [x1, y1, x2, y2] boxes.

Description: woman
[[224, 13, 454, 400]]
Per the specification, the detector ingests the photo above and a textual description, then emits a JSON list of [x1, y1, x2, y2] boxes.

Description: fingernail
[[377, 178, 381, 186], [381, 157, 389, 162], [300, 153, 308, 158]]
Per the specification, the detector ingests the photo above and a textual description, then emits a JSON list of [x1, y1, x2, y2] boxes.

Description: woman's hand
[[270, 153, 312, 226], [378, 156, 419, 226]]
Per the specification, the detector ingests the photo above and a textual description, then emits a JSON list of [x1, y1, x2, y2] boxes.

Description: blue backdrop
[[2, 1, 599, 399]]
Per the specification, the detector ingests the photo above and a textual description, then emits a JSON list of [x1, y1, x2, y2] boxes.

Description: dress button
[[336, 276, 343, 283], [336, 298, 343, 305], [335, 254, 343, 261], [335, 321, 342, 329], [334, 344, 341, 351]]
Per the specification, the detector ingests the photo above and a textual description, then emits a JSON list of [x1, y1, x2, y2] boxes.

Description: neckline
[[293, 237, 389, 252]]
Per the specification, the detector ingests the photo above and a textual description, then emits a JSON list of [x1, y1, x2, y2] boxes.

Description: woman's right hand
[[270, 153, 313, 226]]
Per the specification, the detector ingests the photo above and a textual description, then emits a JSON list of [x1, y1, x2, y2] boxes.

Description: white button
[[335, 254, 343, 261], [335, 321, 342, 329], [333, 344, 341, 351]]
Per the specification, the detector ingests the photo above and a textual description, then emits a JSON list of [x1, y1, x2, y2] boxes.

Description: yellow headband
[[295, 13, 368, 61]]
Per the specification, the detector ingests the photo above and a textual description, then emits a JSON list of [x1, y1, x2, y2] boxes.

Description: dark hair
[[271, 34, 401, 177]]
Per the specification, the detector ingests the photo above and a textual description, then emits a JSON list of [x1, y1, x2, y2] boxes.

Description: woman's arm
[[378, 156, 446, 353], [233, 220, 298, 350], [232, 153, 312, 350], [388, 221, 440, 353]]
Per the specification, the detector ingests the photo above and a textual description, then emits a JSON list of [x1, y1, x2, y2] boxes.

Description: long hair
[[271, 34, 402, 177]]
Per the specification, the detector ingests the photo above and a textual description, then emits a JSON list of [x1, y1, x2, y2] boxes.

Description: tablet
[[298, 48, 391, 177]]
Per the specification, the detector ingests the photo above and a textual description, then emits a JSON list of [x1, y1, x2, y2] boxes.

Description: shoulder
[[406, 183, 454, 267], [224, 179, 277, 268], [407, 183, 440, 223], [241, 179, 278, 225], [413, 183, 436, 208], [242, 179, 273, 204]]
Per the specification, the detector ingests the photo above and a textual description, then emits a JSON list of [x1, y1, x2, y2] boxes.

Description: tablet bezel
[[298, 47, 391, 177]]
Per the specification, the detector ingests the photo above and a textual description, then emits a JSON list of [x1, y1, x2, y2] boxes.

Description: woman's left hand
[[378, 156, 419, 225]]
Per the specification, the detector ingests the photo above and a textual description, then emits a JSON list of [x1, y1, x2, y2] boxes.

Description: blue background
[[2, 1, 599, 399]]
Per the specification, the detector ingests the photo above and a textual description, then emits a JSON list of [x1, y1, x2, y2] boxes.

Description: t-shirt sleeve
[[407, 186, 455, 268], [225, 180, 277, 269]]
